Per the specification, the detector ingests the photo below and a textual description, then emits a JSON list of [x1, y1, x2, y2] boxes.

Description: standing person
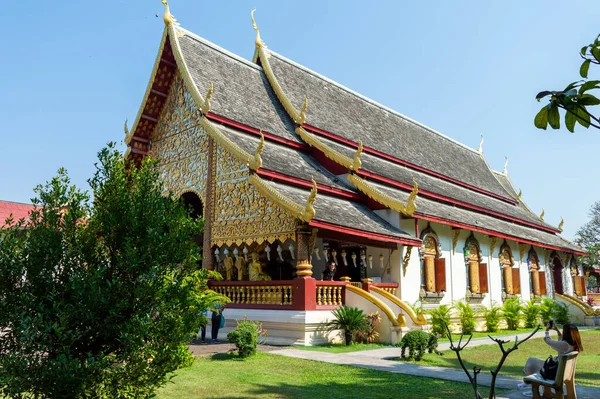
[[211, 303, 224, 344], [198, 310, 208, 344], [322, 260, 337, 281], [519, 322, 584, 392]]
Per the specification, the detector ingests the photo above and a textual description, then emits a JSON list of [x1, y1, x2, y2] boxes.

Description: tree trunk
[[344, 330, 352, 346]]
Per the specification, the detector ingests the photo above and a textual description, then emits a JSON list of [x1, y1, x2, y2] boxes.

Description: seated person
[[322, 260, 336, 281]]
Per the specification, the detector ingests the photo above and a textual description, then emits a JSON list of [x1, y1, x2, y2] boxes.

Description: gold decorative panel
[[151, 73, 209, 198], [211, 144, 297, 246]]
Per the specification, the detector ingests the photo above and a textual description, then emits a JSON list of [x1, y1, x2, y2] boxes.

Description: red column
[[292, 227, 316, 310]]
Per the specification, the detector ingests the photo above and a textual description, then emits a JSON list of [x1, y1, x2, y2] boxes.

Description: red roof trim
[[356, 170, 559, 234], [206, 113, 310, 150], [413, 213, 583, 255], [256, 169, 361, 201], [302, 123, 517, 205], [309, 220, 421, 246]]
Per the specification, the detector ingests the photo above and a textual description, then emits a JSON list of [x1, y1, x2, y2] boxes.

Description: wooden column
[[503, 265, 513, 295], [469, 260, 480, 294], [531, 270, 541, 296], [292, 228, 316, 310], [424, 256, 435, 292], [202, 136, 215, 270]]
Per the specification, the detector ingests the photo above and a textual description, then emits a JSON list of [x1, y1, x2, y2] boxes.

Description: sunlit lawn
[[156, 352, 503, 399], [399, 329, 600, 388], [294, 342, 392, 353]]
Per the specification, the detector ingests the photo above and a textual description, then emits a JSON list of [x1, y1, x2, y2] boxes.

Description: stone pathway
[[267, 331, 600, 399]]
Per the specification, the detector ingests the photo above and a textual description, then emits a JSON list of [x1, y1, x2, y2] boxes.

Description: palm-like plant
[[327, 305, 368, 345]]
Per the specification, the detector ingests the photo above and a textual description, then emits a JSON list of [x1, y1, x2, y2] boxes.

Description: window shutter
[[479, 263, 488, 293], [539, 272, 547, 295], [512, 268, 521, 294], [434, 258, 446, 293], [575, 276, 584, 296]]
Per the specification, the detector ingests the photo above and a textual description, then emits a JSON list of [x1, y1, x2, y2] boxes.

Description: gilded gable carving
[[151, 73, 208, 198], [211, 144, 297, 246]]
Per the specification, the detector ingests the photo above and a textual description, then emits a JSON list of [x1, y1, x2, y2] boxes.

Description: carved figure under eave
[[249, 252, 271, 281], [235, 256, 247, 281], [223, 254, 234, 281]]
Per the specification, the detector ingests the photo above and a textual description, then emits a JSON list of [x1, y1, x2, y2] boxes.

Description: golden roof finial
[[161, 0, 178, 26], [539, 209, 545, 221], [516, 189, 522, 201], [503, 156, 508, 175], [124, 119, 132, 144], [352, 139, 363, 171], [478, 135, 484, 154], [558, 217, 564, 233], [253, 131, 265, 170], [301, 178, 318, 221], [201, 82, 213, 115], [251, 9, 265, 49], [297, 96, 308, 125], [406, 179, 419, 215]]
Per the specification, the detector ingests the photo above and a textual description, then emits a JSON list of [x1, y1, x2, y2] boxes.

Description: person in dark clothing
[[198, 310, 208, 344], [322, 260, 337, 281], [211, 304, 224, 344]]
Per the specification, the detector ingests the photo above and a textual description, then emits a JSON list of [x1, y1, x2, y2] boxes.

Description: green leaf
[[565, 109, 576, 133], [534, 105, 549, 130], [579, 94, 600, 106], [593, 47, 600, 62], [548, 104, 560, 129], [579, 80, 600, 93], [535, 91, 553, 100], [581, 46, 589, 56], [580, 60, 591, 78], [576, 106, 591, 128]]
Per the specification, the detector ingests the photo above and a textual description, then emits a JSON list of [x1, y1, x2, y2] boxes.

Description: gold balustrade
[[350, 282, 362, 288], [378, 286, 397, 296], [212, 284, 293, 305], [316, 284, 344, 306]]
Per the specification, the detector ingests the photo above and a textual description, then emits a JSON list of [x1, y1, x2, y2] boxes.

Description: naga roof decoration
[[124, 4, 582, 254]]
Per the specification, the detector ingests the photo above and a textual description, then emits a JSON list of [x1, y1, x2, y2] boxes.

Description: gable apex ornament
[[516, 189, 522, 201], [161, 0, 178, 26], [201, 82, 213, 115], [539, 209, 545, 221], [297, 97, 308, 125], [251, 9, 266, 49], [502, 156, 508, 175], [558, 217, 564, 233], [478, 135, 484, 154], [353, 138, 363, 171]]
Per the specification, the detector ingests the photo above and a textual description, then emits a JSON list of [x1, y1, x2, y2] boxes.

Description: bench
[[523, 351, 579, 399]]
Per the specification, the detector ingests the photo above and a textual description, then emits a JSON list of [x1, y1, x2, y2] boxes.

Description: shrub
[[554, 302, 570, 326], [455, 301, 476, 335], [396, 330, 440, 361], [359, 312, 382, 343], [587, 297, 596, 306], [0, 145, 228, 399], [327, 305, 368, 345], [523, 299, 541, 328], [483, 303, 502, 332], [539, 298, 556, 323], [227, 318, 267, 358], [427, 304, 453, 337], [502, 297, 523, 330]]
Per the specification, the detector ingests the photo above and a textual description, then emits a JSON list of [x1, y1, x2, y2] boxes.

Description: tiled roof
[[0, 200, 35, 227]]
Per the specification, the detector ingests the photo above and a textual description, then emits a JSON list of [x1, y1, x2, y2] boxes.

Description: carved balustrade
[[315, 281, 347, 307], [209, 281, 293, 309], [371, 282, 399, 296]]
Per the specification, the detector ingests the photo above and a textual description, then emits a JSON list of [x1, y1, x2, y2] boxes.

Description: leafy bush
[[359, 312, 382, 343], [227, 318, 267, 358], [327, 305, 368, 345], [483, 303, 502, 332], [455, 301, 476, 335], [0, 145, 228, 399], [523, 299, 541, 328], [396, 330, 440, 361], [554, 302, 570, 326], [502, 297, 523, 330], [427, 304, 453, 337], [539, 298, 556, 323]]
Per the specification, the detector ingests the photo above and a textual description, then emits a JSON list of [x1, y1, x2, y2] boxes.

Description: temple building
[[123, 3, 596, 344]]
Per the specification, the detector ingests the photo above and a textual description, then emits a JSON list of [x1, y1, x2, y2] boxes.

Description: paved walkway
[[268, 331, 600, 399]]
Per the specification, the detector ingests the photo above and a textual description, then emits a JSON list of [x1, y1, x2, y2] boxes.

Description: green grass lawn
[[400, 329, 600, 388], [156, 352, 502, 399], [294, 342, 393, 353]]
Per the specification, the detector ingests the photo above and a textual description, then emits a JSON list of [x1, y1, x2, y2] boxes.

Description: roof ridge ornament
[[353, 138, 363, 171], [478, 135, 484, 154], [503, 156, 508, 175], [297, 97, 308, 125], [348, 174, 418, 216], [300, 178, 318, 222], [251, 9, 266, 49], [254, 131, 265, 170], [516, 189, 522, 201], [124, 119, 132, 144], [539, 209, 545, 221], [161, 0, 178, 26], [558, 217, 564, 233], [201, 81, 213, 115]]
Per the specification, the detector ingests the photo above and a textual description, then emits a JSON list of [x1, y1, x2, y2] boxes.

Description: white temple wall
[[398, 216, 421, 305], [518, 242, 532, 302], [488, 238, 504, 306]]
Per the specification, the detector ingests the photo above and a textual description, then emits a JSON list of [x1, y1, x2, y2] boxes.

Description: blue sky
[[1, 1, 599, 240]]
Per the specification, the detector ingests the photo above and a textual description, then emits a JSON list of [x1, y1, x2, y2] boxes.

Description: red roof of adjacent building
[[0, 200, 35, 227]]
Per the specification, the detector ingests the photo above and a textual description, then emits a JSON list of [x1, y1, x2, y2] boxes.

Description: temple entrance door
[[341, 246, 363, 282], [552, 257, 564, 295], [181, 192, 204, 265]]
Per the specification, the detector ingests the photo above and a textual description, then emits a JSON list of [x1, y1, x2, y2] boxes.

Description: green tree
[[575, 201, 600, 272], [0, 145, 226, 399], [535, 34, 600, 132]]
